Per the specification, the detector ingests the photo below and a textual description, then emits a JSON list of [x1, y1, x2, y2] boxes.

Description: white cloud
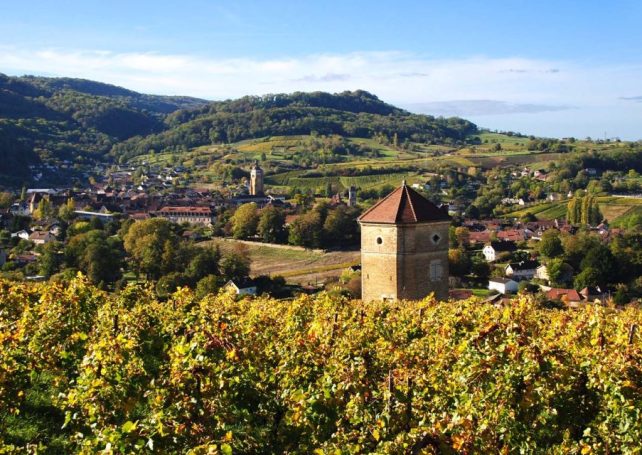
[[1, 46, 642, 138]]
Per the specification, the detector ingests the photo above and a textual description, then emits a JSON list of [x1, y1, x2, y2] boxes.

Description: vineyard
[[2, 276, 642, 453], [266, 171, 416, 193]]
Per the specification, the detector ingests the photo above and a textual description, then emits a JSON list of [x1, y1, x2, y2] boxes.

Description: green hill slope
[[0, 74, 208, 181], [111, 90, 477, 162]]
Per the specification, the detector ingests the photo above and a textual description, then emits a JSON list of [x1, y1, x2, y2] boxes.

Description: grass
[[200, 238, 359, 285]]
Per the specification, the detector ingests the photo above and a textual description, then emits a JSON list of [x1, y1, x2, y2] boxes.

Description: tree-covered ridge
[[0, 74, 208, 181], [2, 276, 642, 453], [113, 90, 477, 161]]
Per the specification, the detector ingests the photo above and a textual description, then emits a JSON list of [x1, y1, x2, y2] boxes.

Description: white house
[[535, 265, 550, 282], [504, 260, 539, 280], [482, 241, 517, 262], [225, 278, 257, 296], [11, 230, 31, 240], [488, 277, 519, 294]]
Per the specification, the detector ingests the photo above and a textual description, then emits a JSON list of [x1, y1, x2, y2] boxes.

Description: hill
[[111, 90, 477, 162], [0, 74, 207, 183], [2, 275, 642, 453]]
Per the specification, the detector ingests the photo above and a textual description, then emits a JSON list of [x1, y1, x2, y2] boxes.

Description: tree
[[0, 192, 14, 209], [33, 198, 53, 220], [186, 247, 221, 281], [123, 218, 178, 279], [537, 230, 563, 258], [471, 255, 491, 279], [39, 241, 63, 277], [574, 267, 602, 289], [580, 245, 616, 286], [546, 258, 573, 287], [288, 211, 323, 248], [454, 227, 470, 248], [58, 198, 77, 222], [257, 207, 285, 243], [195, 274, 221, 299], [448, 248, 472, 277], [323, 206, 358, 246], [220, 247, 251, 281], [230, 203, 259, 239]]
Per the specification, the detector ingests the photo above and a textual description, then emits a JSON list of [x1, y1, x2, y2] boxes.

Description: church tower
[[358, 182, 450, 302], [250, 161, 264, 196], [348, 186, 357, 207]]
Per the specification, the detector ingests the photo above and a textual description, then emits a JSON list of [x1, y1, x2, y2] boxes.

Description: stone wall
[[361, 221, 450, 302]]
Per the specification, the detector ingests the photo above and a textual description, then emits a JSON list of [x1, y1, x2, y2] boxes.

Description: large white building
[[156, 206, 214, 226]]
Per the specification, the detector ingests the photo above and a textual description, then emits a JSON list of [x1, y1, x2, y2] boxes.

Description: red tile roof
[[358, 183, 450, 224], [546, 288, 582, 302]]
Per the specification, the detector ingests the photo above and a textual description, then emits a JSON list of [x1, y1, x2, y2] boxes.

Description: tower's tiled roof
[[358, 182, 450, 224]]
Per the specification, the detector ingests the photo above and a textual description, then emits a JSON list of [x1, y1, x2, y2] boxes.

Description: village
[[0, 153, 639, 306]]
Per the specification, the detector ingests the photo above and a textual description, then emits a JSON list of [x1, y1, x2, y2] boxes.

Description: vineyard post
[[629, 324, 638, 345], [405, 376, 413, 431], [387, 369, 394, 415]]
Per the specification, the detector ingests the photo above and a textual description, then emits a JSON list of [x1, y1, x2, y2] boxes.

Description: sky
[[1, 0, 642, 139]]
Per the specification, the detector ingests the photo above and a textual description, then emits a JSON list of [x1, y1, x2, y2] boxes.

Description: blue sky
[[1, 0, 642, 139]]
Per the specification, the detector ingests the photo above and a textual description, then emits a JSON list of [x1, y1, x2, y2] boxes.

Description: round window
[[376, 237, 383, 245]]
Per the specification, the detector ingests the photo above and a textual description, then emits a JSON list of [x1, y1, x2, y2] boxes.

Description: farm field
[[503, 196, 642, 223], [200, 238, 360, 285]]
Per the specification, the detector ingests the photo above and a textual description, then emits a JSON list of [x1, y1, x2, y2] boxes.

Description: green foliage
[[537, 229, 563, 258], [123, 218, 179, 279], [0, 73, 206, 178], [2, 278, 642, 452], [112, 90, 477, 161], [257, 206, 286, 243], [230, 203, 259, 240]]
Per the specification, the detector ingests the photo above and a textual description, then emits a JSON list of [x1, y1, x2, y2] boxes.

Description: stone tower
[[250, 161, 264, 196], [348, 186, 357, 207], [358, 182, 450, 302]]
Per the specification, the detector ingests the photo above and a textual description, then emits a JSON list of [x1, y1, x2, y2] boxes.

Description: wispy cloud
[[1, 46, 642, 138], [293, 73, 351, 83], [620, 95, 642, 102], [405, 100, 572, 117]]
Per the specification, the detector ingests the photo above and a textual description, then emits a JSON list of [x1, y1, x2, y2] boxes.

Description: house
[[546, 288, 582, 304], [225, 278, 257, 296], [29, 231, 55, 245], [469, 230, 492, 245], [482, 241, 517, 262], [505, 260, 539, 280], [497, 229, 527, 242], [488, 277, 519, 294], [535, 264, 549, 282], [580, 286, 606, 302], [156, 206, 214, 226], [9, 202, 30, 217], [74, 210, 117, 224], [11, 230, 31, 240]]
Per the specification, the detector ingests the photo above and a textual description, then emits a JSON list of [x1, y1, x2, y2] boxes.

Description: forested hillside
[[2, 276, 642, 453], [0, 74, 207, 181], [0, 75, 477, 183], [112, 90, 477, 162]]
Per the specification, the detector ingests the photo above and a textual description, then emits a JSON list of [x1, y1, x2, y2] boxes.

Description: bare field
[[200, 239, 360, 285]]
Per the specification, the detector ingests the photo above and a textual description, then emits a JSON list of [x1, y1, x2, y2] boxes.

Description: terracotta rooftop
[[358, 182, 450, 224]]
